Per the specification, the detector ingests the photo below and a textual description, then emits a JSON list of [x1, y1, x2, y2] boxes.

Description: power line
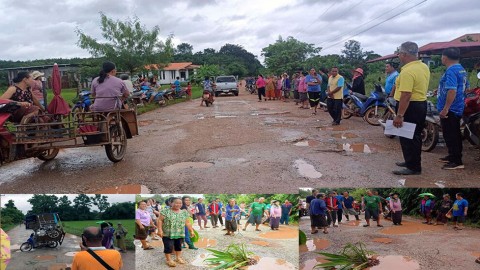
[[321, 0, 428, 52], [318, 0, 416, 47]]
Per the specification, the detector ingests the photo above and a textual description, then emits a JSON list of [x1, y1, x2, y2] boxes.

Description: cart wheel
[[47, 228, 61, 238], [105, 123, 127, 162], [37, 149, 60, 161], [20, 242, 33, 252], [47, 241, 58, 248]]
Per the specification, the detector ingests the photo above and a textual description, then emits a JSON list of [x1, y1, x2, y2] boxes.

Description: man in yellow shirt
[[72, 227, 123, 270], [327, 67, 345, 125], [392, 41, 430, 175]]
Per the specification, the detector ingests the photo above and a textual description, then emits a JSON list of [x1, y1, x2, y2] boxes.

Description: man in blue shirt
[[174, 77, 181, 93], [341, 191, 359, 221], [450, 193, 468, 230], [385, 62, 399, 95], [309, 193, 328, 234], [280, 200, 293, 225], [334, 191, 344, 223], [437, 47, 467, 170], [216, 198, 225, 228], [225, 199, 240, 236]]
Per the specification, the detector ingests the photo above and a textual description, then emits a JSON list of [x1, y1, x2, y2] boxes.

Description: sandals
[[143, 246, 154, 250], [166, 260, 177, 267], [255, 229, 261, 232], [363, 225, 370, 227], [377, 224, 383, 227], [323, 231, 329, 234], [175, 257, 187, 264], [311, 230, 319, 234]]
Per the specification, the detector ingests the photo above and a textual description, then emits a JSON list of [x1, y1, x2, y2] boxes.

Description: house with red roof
[[145, 62, 200, 84]]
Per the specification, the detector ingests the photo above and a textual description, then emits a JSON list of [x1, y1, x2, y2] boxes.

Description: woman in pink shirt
[[275, 76, 283, 100], [269, 200, 282, 230], [135, 201, 157, 250], [256, 74, 266, 102], [389, 192, 402, 225], [298, 72, 308, 109], [30, 71, 45, 107]]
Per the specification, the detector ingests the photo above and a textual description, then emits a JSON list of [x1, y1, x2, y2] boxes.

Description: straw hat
[[31, 71, 44, 80]]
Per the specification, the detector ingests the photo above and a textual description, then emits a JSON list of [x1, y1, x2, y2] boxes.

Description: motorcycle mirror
[[477, 71, 480, 79]]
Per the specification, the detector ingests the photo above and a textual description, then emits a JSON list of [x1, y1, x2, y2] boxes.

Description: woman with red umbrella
[[90, 61, 130, 111]]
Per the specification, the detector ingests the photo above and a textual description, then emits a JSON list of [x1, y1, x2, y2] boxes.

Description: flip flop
[[323, 231, 329, 234], [377, 225, 383, 227], [363, 225, 370, 227], [311, 230, 319, 234], [143, 246, 154, 250]]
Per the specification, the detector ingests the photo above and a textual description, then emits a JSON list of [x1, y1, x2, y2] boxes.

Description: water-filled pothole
[[163, 162, 214, 173], [299, 239, 331, 252], [380, 221, 446, 235], [373, 237, 393, 244], [294, 159, 322, 178], [369, 255, 420, 270], [244, 257, 296, 270], [194, 238, 217, 248], [340, 143, 383, 153], [294, 140, 320, 147], [90, 184, 151, 194], [258, 226, 298, 239], [331, 132, 358, 139]]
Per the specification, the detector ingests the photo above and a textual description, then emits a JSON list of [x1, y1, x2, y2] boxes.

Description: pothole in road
[[339, 143, 383, 153], [35, 255, 56, 261], [344, 220, 363, 227], [294, 159, 322, 178], [373, 237, 394, 244], [380, 221, 446, 235], [138, 120, 154, 126], [194, 238, 217, 248], [471, 252, 480, 258], [258, 226, 298, 239], [245, 257, 296, 270], [191, 253, 211, 267], [65, 251, 79, 257], [331, 132, 358, 139], [250, 240, 270, 247], [48, 264, 72, 270], [371, 255, 420, 270], [299, 239, 331, 252], [251, 111, 291, 116], [301, 257, 329, 270], [90, 184, 151, 194], [294, 140, 320, 147], [214, 115, 237, 118], [163, 162, 214, 173]]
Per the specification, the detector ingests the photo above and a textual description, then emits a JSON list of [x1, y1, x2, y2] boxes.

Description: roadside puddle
[[195, 238, 217, 248], [215, 115, 237, 118], [138, 120, 154, 127], [340, 143, 383, 153], [90, 184, 151, 194], [372, 237, 393, 244], [35, 255, 56, 261], [471, 252, 480, 258], [294, 140, 320, 147], [245, 257, 296, 270], [344, 220, 362, 227], [301, 257, 330, 270], [258, 226, 298, 239], [380, 221, 446, 235], [299, 239, 331, 252], [48, 264, 71, 270], [369, 255, 420, 270], [163, 162, 214, 173], [250, 240, 270, 247], [64, 252, 79, 257], [331, 133, 358, 139], [294, 159, 322, 178]]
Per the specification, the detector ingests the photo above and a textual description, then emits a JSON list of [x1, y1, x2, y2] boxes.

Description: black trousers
[[337, 209, 343, 223], [211, 214, 219, 227], [440, 112, 463, 164], [258, 87, 266, 100], [327, 98, 343, 124], [392, 211, 402, 225], [326, 210, 337, 225], [218, 215, 224, 226], [396, 101, 427, 172], [162, 237, 183, 253]]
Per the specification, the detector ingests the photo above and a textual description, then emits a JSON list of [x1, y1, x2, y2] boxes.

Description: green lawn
[[1, 223, 20, 232], [62, 219, 135, 250]]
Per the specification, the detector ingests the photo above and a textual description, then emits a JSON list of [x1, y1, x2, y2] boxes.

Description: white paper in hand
[[384, 120, 416, 139]]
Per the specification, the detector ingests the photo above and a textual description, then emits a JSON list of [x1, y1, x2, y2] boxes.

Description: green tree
[[27, 194, 59, 215], [102, 202, 135, 220], [91, 194, 110, 215], [76, 13, 173, 74], [73, 194, 93, 220], [1, 200, 25, 225], [56, 196, 75, 221], [262, 36, 321, 75], [176, 43, 194, 55]]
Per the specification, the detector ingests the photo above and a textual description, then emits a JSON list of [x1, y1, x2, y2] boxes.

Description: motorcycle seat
[[352, 92, 368, 101]]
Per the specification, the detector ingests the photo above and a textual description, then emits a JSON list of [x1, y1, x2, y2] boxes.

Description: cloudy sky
[[0, 0, 478, 62], [0, 194, 135, 214]]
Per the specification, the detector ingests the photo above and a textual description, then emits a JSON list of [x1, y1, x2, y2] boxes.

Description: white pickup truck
[[214, 76, 239, 97]]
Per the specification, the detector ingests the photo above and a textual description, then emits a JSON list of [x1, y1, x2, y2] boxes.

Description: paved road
[[1, 87, 479, 193], [300, 215, 480, 270], [6, 225, 135, 270]]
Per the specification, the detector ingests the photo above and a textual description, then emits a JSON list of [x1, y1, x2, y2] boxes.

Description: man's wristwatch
[[397, 114, 403, 118]]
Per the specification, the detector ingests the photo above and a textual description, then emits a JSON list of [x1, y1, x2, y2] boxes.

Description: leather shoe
[[392, 168, 421, 175], [395, 162, 407, 167]]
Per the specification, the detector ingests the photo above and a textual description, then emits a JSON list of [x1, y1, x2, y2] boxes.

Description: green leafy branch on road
[[317, 242, 379, 270], [205, 243, 257, 270]]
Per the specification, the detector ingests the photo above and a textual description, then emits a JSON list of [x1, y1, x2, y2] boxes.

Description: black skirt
[[311, 214, 327, 228]]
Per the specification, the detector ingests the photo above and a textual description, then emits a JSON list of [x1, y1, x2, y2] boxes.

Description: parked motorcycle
[[342, 83, 388, 126], [71, 90, 92, 113]]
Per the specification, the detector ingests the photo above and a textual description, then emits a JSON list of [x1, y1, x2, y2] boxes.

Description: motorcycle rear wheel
[[364, 106, 387, 126], [342, 100, 354, 119], [47, 241, 58, 248], [422, 121, 439, 152], [20, 242, 33, 252]]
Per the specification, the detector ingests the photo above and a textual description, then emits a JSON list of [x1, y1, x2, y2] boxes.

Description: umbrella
[[95, 221, 107, 224], [419, 193, 436, 198], [47, 63, 71, 115]]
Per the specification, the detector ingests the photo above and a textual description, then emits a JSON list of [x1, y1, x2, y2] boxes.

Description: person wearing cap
[[437, 47, 467, 170], [389, 193, 402, 225], [91, 61, 130, 111], [30, 71, 45, 107], [392, 41, 430, 175], [350, 68, 365, 95], [114, 223, 128, 253], [434, 194, 453, 226]]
